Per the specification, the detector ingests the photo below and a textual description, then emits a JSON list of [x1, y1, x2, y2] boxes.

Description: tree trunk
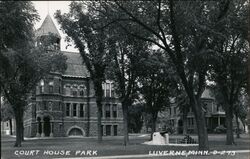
[[95, 93, 102, 143], [235, 113, 240, 138], [192, 100, 209, 150], [225, 104, 235, 145], [0, 86, 1, 121], [122, 101, 129, 146], [86, 78, 90, 137], [21, 120, 24, 141], [150, 112, 158, 140], [182, 106, 188, 135], [94, 81, 103, 143], [97, 105, 102, 143], [14, 106, 22, 147], [9, 119, 13, 135]]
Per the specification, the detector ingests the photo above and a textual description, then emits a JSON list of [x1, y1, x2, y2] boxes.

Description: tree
[[128, 103, 144, 133], [106, 23, 151, 145], [1, 39, 67, 147], [55, 1, 112, 142], [209, 0, 248, 145], [98, 0, 233, 150], [137, 52, 176, 138], [0, 2, 39, 138], [0, 2, 67, 147]]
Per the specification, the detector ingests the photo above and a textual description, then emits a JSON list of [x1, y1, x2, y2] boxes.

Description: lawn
[[1, 134, 249, 159]]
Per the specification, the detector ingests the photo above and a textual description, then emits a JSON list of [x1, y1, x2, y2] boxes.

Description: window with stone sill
[[49, 81, 54, 93], [105, 104, 111, 118], [40, 79, 45, 93], [73, 103, 77, 117], [66, 103, 70, 116], [112, 104, 117, 118], [106, 125, 111, 136], [80, 104, 84, 117], [113, 125, 118, 136]]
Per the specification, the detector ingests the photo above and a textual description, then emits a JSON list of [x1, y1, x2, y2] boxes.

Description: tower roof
[[35, 14, 61, 38]]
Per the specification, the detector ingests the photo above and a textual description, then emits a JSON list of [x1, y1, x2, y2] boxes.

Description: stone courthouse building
[[23, 15, 123, 137]]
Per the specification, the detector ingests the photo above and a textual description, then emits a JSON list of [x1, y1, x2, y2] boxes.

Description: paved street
[[1, 134, 250, 159]]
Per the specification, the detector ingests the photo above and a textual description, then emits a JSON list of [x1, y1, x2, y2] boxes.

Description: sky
[[32, 1, 78, 52]]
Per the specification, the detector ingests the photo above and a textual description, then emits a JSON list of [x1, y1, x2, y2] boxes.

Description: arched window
[[79, 85, 86, 96], [40, 79, 44, 93], [64, 85, 71, 96], [48, 102, 53, 111], [49, 81, 54, 93], [72, 85, 78, 96]]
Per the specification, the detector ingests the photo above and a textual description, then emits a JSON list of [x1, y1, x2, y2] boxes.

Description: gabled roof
[[62, 51, 90, 78], [201, 89, 214, 99], [35, 14, 61, 38]]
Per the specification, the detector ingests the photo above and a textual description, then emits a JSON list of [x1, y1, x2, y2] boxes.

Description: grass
[[1, 133, 249, 159]]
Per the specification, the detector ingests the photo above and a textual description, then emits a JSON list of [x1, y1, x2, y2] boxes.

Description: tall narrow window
[[106, 125, 111, 136], [59, 102, 62, 111], [106, 83, 110, 97], [102, 83, 105, 97], [113, 125, 118, 136], [49, 81, 54, 93], [105, 104, 111, 118], [40, 80, 44, 93], [48, 102, 53, 111], [58, 79, 62, 94], [112, 104, 117, 118], [80, 104, 84, 117], [111, 83, 115, 97], [73, 103, 77, 117], [66, 103, 70, 116]]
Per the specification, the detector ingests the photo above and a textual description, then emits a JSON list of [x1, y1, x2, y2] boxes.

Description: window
[[79, 86, 85, 96], [114, 125, 118, 136], [40, 80, 44, 93], [58, 79, 62, 93], [112, 104, 117, 118], [43, 101, 47, 110], [105, 104, 111, 118], [111, 83, 115, 97], [80, 104, 84, 117], [65, 85, 71, 95], [106, 83, 111, 97], [66, 103, 70, 116], [174, 107, 177, 115], [73, 103, 77, 117], [106, 125, 111, 136], [59, 102, 62, 111], [102, 84, 105, 97], [72, 86, 77, 96], [189, 107, 192, 113], [101, 107, 103, 118], [48, 102, 53, 111], [169, 108, 172, 115], [49, 81, 54, 93]]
